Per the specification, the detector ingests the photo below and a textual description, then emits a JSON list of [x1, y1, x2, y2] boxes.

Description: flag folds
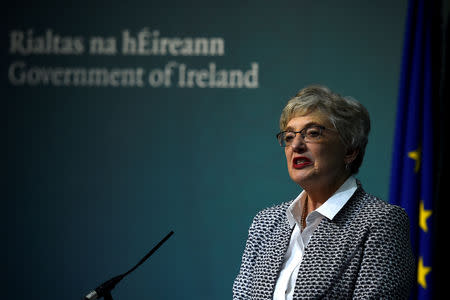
[[389, 0, 436, 299]]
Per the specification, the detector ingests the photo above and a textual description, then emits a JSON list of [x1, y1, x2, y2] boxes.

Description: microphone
[[83, 231, 174, 300], [84, 275, 123, 300]]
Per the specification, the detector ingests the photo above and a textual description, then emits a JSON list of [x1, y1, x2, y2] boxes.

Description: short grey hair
[[279, 85, 371, 174]]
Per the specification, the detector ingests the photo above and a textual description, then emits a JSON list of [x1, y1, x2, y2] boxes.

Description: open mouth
[[292, 156, 312, 169]]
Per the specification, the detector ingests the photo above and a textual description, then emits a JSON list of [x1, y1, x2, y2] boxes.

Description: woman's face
[[284, 111, 349, 190]]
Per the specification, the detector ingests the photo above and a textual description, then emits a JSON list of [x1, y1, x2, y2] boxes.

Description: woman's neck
[[302, 174, 351, 213]]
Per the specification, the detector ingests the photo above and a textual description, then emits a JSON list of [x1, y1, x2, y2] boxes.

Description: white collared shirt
[[273, 176, 358, 300]]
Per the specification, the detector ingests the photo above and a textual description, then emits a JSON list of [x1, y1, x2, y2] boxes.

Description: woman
[[233, 85, 415, 299]]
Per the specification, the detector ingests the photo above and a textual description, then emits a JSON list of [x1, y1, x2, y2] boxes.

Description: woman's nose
[[290, 134, 306, 152]]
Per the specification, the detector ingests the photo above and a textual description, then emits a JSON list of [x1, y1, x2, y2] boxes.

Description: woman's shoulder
[[352, 189, 410, 226], [255, 200, 292, 217], [250, 200, 292, 227]]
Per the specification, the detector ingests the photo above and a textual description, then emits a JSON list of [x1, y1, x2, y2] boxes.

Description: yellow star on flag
[[419, 201, 432, 232], [408, 146, 421, 173], [417, 257, 431, 289]]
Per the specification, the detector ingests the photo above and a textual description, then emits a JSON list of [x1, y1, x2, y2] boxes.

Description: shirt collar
[[286, 176, 358, 228]]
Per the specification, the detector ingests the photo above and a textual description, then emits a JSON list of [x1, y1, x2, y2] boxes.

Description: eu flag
[[389, 0, 436, 299]]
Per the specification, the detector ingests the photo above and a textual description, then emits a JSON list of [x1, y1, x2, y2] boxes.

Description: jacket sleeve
[[353, 205, 416, 299], [233, 212, 262, 300]]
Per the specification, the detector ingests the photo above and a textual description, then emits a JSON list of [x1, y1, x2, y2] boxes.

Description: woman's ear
[[344, 148, 359, 165]]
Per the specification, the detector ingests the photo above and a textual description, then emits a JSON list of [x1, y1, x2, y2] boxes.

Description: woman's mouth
[[292, 156, 313, 169]]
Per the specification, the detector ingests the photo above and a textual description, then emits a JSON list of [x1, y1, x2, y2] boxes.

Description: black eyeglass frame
[[276, 125, 335, 147]]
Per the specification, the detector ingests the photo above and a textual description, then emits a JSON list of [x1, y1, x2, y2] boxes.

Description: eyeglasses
[[276, 125, 334, 147]]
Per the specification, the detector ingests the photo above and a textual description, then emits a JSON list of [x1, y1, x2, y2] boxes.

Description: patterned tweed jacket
[[233, 186, 415, 299]]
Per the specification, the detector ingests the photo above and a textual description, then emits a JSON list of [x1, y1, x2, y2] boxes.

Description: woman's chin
[[289, 172, 311, 187]]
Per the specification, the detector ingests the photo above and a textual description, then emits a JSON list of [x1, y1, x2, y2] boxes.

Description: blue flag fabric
[[389, 0, 434, 299]]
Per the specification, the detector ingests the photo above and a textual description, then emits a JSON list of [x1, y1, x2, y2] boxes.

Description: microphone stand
[[83, 231, 174, 300]]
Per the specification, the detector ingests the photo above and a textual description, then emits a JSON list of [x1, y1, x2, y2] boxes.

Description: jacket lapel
[[292, 188, 367, 298], [251, 206, 293, 300]]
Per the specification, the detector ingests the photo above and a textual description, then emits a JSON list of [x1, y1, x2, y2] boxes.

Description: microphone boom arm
[[83, 231, 174, 300]]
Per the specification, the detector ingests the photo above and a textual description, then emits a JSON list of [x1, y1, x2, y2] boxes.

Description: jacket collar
[[286, 176, 358, 228]]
